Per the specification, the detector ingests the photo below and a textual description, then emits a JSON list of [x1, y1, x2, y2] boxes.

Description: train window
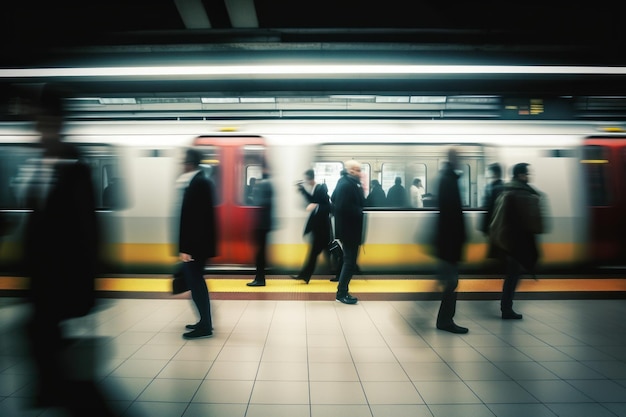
[[0, 145, 40, 209], [244, 165, 263, 205], [381, 162, 405, 194], [312, 162, 343, 196], [194, 146, 222, 205], [582, 145, 611, 206], [0, 143, 126, 211], [407, 163, 427, 193], [312, 162, 370, 197], [361, 163, 371, 194], [240, 145, 266, 206], [381, 162, 409, 207], [77, 144, 127, 210], [458, 164, 471, 207]]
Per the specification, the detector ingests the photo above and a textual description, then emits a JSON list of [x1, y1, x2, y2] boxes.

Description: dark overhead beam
[[174, 0, 211, 29]]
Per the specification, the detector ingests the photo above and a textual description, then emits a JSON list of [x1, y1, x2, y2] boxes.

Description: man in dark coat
[[386, 176, 408, 207], [332, 160, 365, 304], [22, 85, 106, 413], [176, 148, 218, 339], [292, 169, 333, 283], [247, 161, 274, 287], [497, 162, 544, 319], [433, 148, 468, 333], [365, 179, 386, 207]]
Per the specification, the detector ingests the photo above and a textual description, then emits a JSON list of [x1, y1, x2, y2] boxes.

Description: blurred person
[[331, 160, 365, 304], [479, 162, 507, 277], [245, 177, 257, 205], [490, 163, 545, 319], [247, 161, 274, 287], [386, 176, 408, 207], [20, 85, 120, 415], [365, 179, 386, 207], [410, 177, 425, 208], [433, 148, 468, 333], [480, 163, 505, 235], [291, 169, 335, 283], [175, 148, 218, 338]]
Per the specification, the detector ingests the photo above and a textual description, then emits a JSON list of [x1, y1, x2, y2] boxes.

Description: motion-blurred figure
[[433, 148, 468, 334], [247, 161, 274, 287], [489, 163, 545, 319], [245, 177, 257, 205], [291, 169, 334, 283], [480, 163, 506, 266], [480, 163, 504, 235], [175, 148, 218, 338], [20, 85, 117, 415]]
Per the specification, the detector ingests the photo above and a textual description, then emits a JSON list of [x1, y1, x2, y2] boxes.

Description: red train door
[[192, 136, 266, 266], [582, 137, 626, 265]]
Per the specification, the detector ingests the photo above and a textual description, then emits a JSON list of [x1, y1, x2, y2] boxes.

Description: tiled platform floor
[[1, 297, 626, 417]]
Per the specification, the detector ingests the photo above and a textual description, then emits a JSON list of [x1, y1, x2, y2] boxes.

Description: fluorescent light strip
[[1, 65, 626, 78]]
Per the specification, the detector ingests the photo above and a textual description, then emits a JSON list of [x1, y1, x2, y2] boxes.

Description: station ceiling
[[2, 1, 626, 100]]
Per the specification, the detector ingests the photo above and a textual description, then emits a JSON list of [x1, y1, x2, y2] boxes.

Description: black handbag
[[328, 239, 343, 259], [172, 263, 190, 294]]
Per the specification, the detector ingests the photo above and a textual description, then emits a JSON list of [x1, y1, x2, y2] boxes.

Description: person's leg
[[28, 303, 66, 406], [300, 233, 325, 279], [501, 256, 523, 319], [436, 260, 459, 327], [436, 260, 467, 333], [251, 229, 267, 284], [185, 260, 212, 330], [336, 242, 358, 300]]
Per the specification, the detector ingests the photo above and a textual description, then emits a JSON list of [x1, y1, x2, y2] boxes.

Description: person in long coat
[[331, 161, 365, 304], [433, 148, 468, 333], [247, 162, 274, 287], [22, 85, 104, 412], [176, 148, 218, 339], [292, 169, 333, 283], [497, 162, 544, 319]]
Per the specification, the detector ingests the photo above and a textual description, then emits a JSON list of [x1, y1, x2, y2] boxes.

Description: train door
[[192, 136, 266, 266], [582, 137, 626, 265]]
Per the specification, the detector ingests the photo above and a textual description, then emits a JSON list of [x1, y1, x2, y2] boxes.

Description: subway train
[[0, 118, 625, 280]]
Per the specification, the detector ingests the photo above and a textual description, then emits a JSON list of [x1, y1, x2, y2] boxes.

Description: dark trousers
[[336, 241, 359, 297], [436, 260, 459, 327], [501, 255, 522, 312], [254, 228, 269, 282], [299, 232, 331, 278], [28, 307, 119, 416], [183, 259, 212, 330]]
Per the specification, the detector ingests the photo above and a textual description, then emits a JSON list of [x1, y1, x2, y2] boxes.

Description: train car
[[1, 119, 625, 279]]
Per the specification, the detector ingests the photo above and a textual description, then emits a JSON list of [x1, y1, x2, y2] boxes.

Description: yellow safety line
[[2, 276, 625, 293]]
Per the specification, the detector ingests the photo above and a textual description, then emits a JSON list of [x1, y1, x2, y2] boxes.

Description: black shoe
[[436, 323, 469, 334], [183, 328, 213, 339], [502, 310, 523, 320], [247, 280, 265, 287], [290, 275, 310, 284], [336, 294, 358, 304], [186, 323, 214, 330]]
